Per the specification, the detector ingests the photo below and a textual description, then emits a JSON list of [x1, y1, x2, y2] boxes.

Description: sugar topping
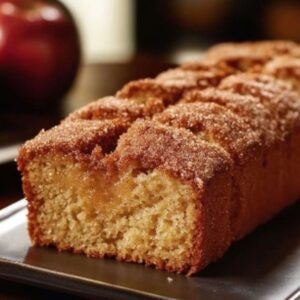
[[154, 102, 261, 162], [18, 120, 128, 163], [65, 96, 144, 123], [263, 56, 300, 82], [220, 73, 300, 137], [181, 88, 278, 146], [18, 40, 300, 187], [115, 120, 232, 189]]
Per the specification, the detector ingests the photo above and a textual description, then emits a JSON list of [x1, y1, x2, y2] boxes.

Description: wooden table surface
[[0, 55, 172, 299]]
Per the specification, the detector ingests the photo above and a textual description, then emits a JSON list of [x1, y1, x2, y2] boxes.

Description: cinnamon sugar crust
[[115, 120, 232, 185], [203, 40, 300, 71], [156, 67, 231, 89], [113, 120, 233, 271], [220, 73, 300, 137], [180, 60, 236, 84], [264, 56, 300, 77], [117, 78, 183, 114], [65, 96, 144, 123], [17, 40, 300, 275], [263, 56, 300, 90], [181, 88, 278, 146], [116, 68, 231, 115], [154, 102, 260, 162], [18, 120, 128, 166], [207, 40, 298, 58]]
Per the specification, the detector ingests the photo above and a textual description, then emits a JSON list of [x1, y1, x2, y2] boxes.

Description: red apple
[[0, 0, 80, 109]]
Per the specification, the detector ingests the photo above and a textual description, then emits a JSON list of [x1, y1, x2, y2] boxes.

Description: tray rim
[[0, 257, 166, 300]]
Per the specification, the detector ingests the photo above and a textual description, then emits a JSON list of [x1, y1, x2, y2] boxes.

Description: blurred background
[[63, 0, 300, 63], [1, 0, 300, 205], [2, 0, 300, 135], [1, 1, 300, 297]]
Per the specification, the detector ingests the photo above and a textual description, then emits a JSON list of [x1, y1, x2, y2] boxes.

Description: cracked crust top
[[204, 40, 300, 70], [114, 120, 233, 190], [16, 40, 300, 276], [18, 40, 300, 193], [18, 120, 128, 170], [154, 102, 261, 161], [220, 73, 300, 136], [263, 56, 300, 89], [180, 88, 278, 146], [117, 78, 183, 112], [156, 67, 231, 89], [65, 96, 144, 123]]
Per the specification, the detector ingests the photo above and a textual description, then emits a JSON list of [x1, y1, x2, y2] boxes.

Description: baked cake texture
[[17, 40, 300, 275]]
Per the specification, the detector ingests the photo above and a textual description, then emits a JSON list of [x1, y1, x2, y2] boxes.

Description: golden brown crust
[[18, 120, 128, 168], [203, 40, 300, 71], [65, 96, 144, 123], [116, 67, 232, 115], [181, 88, 278, 146], [156, 67, 231, 89], [154, 102, 260, 162], [263, 56, 300, 89], [207, 40, 298, 57], [220, 73, 300, 138], [114, 120, 232, 186], [17, 40, 300, 275], [116, 78, 183, 114], [113, 120, 233, 273]]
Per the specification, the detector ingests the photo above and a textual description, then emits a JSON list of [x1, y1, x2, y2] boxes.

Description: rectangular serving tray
[[0, 199, 300, 300]]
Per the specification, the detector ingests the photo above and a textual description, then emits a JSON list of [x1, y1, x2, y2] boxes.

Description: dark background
[[136, 0, 300, 53]]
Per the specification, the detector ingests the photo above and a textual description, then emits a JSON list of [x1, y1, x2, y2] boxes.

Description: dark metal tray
[[1, 199, 300, 300]]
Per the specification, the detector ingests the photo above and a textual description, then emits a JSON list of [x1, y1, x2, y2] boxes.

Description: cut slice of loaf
[[17, 40, 300, 274], [18, 120, 233, 274]]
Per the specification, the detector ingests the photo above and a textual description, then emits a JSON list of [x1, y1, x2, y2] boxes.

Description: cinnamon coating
[[154, 102, 260, 162], [17, 40, 300, 275], [263, 56, 300, 90], [115, 119, 232, 189], [65, 96, 144, 123], [156, 67, 230, 89], [181, 88, 277, 146], [20, 40, 300, 192], [117, 78, 182, 114], [204, 40, 300, 71], [18, 120, 128, 164], [220, 73, 300, 138]]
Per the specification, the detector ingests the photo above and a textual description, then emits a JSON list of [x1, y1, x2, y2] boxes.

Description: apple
[[0, 0, 80, 109]]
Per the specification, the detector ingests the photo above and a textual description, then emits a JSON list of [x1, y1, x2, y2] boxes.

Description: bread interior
[[27, 155, 198, 270]]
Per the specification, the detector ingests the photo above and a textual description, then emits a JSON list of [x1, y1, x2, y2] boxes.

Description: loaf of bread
[[17, 41, 300, 275]]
